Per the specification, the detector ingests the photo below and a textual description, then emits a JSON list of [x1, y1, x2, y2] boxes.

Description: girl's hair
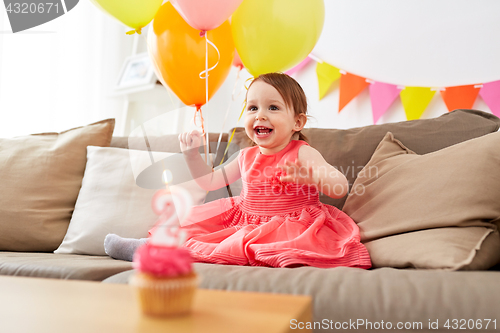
[[246, 72, 309, 144]]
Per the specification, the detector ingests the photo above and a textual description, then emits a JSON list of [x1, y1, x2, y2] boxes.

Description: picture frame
[[114, 53, 157, 94]]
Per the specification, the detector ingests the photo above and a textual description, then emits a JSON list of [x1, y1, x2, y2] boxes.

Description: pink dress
[[179, 140, 372, 269]]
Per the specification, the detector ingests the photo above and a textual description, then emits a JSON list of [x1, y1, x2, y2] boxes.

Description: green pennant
[[316, 62, 341, 100], [400, 87, 436, 120]]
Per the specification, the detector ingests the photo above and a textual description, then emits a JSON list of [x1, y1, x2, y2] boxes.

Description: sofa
[[1, 109, 500, 332]]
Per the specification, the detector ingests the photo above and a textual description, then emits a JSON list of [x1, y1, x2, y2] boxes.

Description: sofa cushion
[[0, 252, 132, 281], [111, 132, 228, 166], [227, 109, 500, 210], [342, 131, 500, 270], [0, 119, 115, 252], [111, 133, 230, 203], [103, 264, 500, 332], [54, 147, 212, 256], [364, 228, 500, 271]]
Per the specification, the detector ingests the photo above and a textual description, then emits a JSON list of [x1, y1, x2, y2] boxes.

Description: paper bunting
[[400, 87, 436, 120], [298, 55, 500, 122], [369, 82, 401, 124], [479, 80, 500, 118], [338, 72, 370, 113], [285, 57, 312, 76], [440, 84, 481, 112], [316, 62, 341, 100]]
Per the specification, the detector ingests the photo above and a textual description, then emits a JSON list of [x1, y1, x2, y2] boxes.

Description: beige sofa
[[1, 109, 500, 332]]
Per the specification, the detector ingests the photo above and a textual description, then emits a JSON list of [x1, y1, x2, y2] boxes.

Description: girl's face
[[244, 81, 304, 155]]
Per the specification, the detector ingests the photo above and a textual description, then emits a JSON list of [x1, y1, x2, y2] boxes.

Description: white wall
[[0, 0, 133, 138]]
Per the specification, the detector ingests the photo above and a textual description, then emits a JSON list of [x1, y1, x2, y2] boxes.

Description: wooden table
[[0, 276, 312, 333]]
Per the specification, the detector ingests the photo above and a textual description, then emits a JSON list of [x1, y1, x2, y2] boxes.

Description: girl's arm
[[278, 145, 349, 199], [179, 130, 241, 191]]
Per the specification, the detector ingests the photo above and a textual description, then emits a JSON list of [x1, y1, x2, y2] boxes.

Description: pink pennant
[[479, 80, 500, 118], [369, 81, 402, 124], [285, 56, 312, 76]]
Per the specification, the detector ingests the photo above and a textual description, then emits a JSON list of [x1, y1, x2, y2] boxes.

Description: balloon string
[[219, 101, 247, 165], [204, 34, 211, 168], [218, 76, 254, 165], [205, 33, 208, 106], [138, 30, 147, 43], [232, 67, 245, 101], [193, 106, 209, 166], [215, 67, 245, 162], [199, 35, 220, 79], [193, 106, 206, 135]]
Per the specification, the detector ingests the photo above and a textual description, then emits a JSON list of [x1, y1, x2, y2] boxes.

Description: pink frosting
[[133, 243, 193, 277]]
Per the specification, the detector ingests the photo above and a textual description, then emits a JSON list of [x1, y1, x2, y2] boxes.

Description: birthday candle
[[150, 169, 193, 247]]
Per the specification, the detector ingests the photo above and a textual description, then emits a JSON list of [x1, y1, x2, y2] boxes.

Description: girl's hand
[[178, 130, 201, 157], [277, 159, 320, 187]]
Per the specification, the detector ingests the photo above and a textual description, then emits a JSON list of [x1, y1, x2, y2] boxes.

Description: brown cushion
[[0, 252, 132, 281], [111, 133, 231, 202], [227, 109, 500, 210], [111, 133, 228, 165], [364, 228, 500, 270], [0, 119, 115, 252], [342, 131, 500, 270]]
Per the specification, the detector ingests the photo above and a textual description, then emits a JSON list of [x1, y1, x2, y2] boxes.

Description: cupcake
[[130, 243, 198, 316]]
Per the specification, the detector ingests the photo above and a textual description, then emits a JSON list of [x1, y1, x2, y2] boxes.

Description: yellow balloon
[[89, 0, 163, 34], [231, 0, 324, 76]]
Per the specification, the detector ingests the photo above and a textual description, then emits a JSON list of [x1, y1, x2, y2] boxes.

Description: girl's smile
[[253, 126, 273, 138]]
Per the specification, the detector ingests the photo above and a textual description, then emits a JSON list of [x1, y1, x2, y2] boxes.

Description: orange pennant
[[339, 72, 370, 112], [440, 84, 481, 112]]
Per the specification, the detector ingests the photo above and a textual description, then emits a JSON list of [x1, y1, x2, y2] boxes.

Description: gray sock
[[104, 234, 148, 262]]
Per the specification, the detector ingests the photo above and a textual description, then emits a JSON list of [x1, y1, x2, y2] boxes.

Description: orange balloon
[[147, 2, 234, 107]]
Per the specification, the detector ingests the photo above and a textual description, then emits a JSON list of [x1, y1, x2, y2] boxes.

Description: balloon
[[233, 49, 244, 70], [89, 0, 162, 34], [231, 0, 325, 76], [170, 0, 244, 32], [148, 2, 234, 107]]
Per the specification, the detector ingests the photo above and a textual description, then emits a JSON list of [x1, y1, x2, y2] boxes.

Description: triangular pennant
[[285, 56, 312, 76], [479, 80, 500, 118], [338, 72, 370, 113], [400, 87, 436, 120], [440, 84, 481, 112], [316, 62, 341, 100], [369, 82, 401, 124]]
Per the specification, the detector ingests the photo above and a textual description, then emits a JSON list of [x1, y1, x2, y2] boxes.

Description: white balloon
[[312, 0, 500, 87]]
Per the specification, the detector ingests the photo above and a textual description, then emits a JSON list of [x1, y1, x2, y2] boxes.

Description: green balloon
[[231, 0, 325, 76]]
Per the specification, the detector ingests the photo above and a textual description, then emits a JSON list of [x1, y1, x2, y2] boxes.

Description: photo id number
[[6, 3, 60, 14], [444, 319, 496, 330]]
